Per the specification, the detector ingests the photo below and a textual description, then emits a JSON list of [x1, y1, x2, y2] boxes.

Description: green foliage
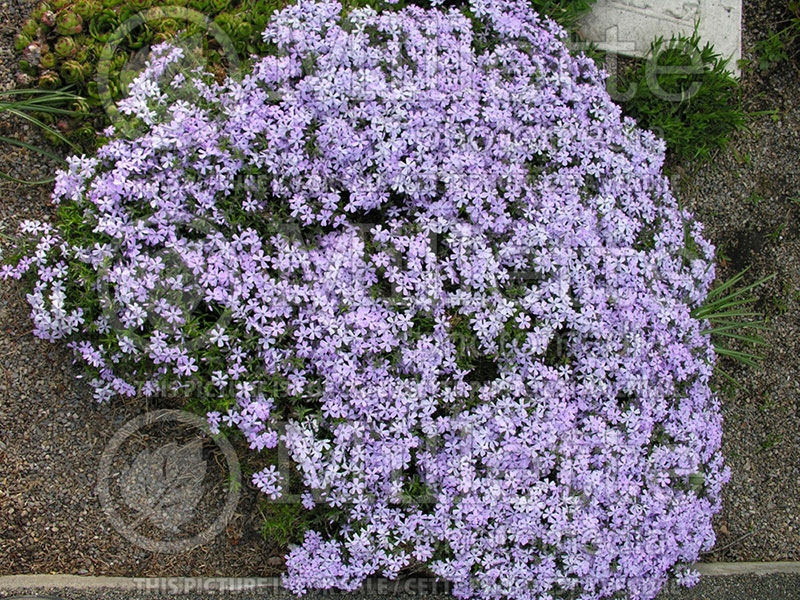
[[0, 87, 85, 183], [529, 0, 595, 31], [259, 501, 312, 547], [691, 270, 775, 381], [754, 0, 800, 70], [755, 30, 791, 71], [258, 497, 343, 548], [616, 31, 745, 161]]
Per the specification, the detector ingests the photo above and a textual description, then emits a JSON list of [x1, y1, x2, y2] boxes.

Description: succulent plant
[[16, 72, 34, 86], [39, 52, 57, 70], [117, 5, 144, 23], [54, 36, 78, 57], [38, 70, 61, 89], [72, 122, 99, 148], [105, 78, 120, 100], [156, 17, 180, 36], [73, 41, 93, 63], [234, 19, 253, 42], [125, 23, 154, 50], [216, 12, 248, 41], [70, 96, 91, 113], [22, 18, 40, 37], [50, 0, 73, 11], [73, 0, 101, 20], [14, 33, 33, 52], [189, 0, 230, 14], [88, 10, 119, 42], [55, 11, 83, 36], [31, 2, 51, 20], [60, 59, 87, 83], [21, 42, 42, 65], [12, 0, 309, 150], [209, 0, 232, 12], [110, 50, 128, 71], [85, 80, 101, 101]]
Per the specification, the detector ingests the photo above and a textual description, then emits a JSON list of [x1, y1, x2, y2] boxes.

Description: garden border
[[2, 563, 800, 594]]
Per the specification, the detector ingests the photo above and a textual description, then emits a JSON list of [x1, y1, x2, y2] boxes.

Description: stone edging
[[696, 562, 800, 576], [1, 564, 800, 594]]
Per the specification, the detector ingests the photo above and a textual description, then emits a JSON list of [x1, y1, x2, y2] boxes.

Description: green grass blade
[[715, 367, 741, 388], [714, 346, 763, 367], [695, 270, 775, 374], [0, 86, 80, 97], [0, 134, 67, 164], [2, 102, 82, 116], [702, 322, 766, 335], [701, 312, 764, 322], [704, 270, 746, 300], [710, 332, 765, 345], [3, 108, 82, 153], [0, 171, 56, 184]]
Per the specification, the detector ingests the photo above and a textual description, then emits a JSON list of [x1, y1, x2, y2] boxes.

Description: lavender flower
[[2, 0, 728, 598]]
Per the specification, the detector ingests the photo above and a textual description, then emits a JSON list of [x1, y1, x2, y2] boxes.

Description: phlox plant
[[2, 0, 730, 598]]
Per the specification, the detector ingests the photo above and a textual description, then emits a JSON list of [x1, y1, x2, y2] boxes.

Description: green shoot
[[692, 270, 775, 380]]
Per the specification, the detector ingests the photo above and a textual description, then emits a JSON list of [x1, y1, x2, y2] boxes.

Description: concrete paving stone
[[579, 0, 742, 75]]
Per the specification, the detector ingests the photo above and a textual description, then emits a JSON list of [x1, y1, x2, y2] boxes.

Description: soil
[[0, 0, 798, 579]]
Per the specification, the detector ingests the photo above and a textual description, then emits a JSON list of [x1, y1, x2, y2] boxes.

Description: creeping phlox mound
[[3, 0, 729, 597]]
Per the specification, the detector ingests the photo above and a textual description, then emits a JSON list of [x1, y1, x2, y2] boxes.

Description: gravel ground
[[0, 0, 798, 584], [673, 0, 800, 563]]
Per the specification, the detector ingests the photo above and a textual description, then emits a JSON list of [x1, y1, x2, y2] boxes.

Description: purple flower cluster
[[2, 0, 729, 597]]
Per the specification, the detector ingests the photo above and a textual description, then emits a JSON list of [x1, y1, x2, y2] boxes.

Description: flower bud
[[21, 42, 42, 65]]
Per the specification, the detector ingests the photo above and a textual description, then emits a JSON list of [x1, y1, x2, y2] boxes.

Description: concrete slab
[[3, 565, 800, 598], [579, 0, 741, 75], [3, 573, 800, 599]]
